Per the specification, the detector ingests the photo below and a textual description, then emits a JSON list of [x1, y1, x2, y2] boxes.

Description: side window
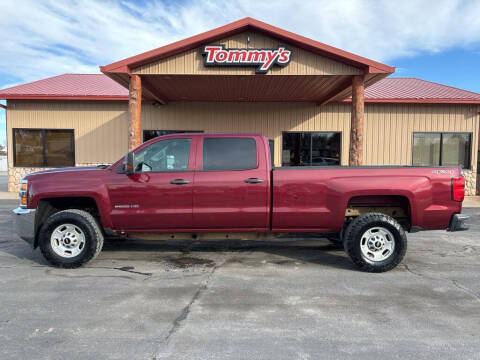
[[203, 137, 257, 171], [134, 138, 191, 172]]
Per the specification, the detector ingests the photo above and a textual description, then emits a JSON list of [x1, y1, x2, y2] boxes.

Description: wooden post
[[128, 74, 142, 150], [349, 75, 365, 166]]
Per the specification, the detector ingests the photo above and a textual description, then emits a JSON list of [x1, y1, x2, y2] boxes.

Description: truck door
[[192, 136, 270, 230], [106, 137, 195, 230]]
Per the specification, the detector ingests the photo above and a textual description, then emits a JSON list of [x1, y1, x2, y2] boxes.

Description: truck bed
[[272, 166, 462, 232]]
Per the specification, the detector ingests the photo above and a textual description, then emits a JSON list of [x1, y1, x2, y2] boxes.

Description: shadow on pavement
[[3, 235, 356, 271]]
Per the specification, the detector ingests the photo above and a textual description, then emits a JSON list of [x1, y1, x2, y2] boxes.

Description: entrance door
[[107, 137, 195, 230], [193, 136, 270, 230]]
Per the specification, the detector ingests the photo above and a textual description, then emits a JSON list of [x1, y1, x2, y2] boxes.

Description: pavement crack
[[164, 282, 204, 343], [403, 264, 428, 279], [46, 273, 135, 280], [404, 264, 480, 303], [87, 266, 152, 278], [153, 260, 224, 359], [451, 279, 480, 302]]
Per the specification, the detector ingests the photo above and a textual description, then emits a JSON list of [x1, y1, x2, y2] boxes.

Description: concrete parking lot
[[0, 198, 479, 360]]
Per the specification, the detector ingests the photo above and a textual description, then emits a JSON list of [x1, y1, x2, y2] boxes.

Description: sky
[[1, 0, 480, 147]]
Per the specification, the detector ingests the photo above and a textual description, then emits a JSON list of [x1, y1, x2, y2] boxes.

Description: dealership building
[[1, 17, 479, 194]]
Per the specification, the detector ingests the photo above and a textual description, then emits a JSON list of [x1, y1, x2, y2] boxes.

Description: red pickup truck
[[13, 133, 468, 272]]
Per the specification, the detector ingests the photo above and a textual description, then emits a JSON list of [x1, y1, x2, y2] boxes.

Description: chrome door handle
[[170, 179, 190, 185], [244, 178, 264, 184]]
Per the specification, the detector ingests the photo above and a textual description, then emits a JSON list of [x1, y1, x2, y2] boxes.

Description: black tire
[[343, 213, 407, 273], [38, 209, 104, 268]]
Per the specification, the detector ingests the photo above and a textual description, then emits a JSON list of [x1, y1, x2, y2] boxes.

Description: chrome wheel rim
[[50, 224, 86, 258], [360, 227, 395, 262]]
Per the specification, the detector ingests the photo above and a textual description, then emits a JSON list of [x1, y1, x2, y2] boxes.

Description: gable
[[132, 31, 363, 76]]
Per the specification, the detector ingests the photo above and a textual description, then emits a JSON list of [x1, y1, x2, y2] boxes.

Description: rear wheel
[[343, 213, 407, 272], [38, 209, 104, 268]]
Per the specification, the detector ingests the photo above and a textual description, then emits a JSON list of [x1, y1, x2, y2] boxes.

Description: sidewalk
[[0, 191, 17, 200], [463, 196, 480, 208]]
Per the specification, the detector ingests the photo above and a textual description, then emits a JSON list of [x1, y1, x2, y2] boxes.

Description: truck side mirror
[[124, 151, 135, 175]]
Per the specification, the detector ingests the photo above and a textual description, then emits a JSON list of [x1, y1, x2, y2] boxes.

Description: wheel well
[[345, 195, 411, 230], [34, 197, 101, 247]]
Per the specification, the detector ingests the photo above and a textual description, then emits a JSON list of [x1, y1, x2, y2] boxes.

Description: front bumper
[[447, 213, 469, 232], [12, 207, 36, 246]]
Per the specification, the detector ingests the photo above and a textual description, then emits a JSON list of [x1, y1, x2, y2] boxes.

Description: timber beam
[[349, 74, 365, 166], [141, 76, 168, 105], [316, 76, 353, 106], [128, 74, 142, 150]]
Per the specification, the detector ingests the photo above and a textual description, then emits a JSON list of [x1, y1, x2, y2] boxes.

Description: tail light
[[452, 176, 465, 202], [19, 179, 28, 208]]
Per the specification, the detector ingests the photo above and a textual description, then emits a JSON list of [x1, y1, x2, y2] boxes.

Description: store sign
[[202, 45, 292, 73]]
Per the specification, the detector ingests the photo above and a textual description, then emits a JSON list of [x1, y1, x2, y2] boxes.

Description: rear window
[[203, 137, 257, 171]]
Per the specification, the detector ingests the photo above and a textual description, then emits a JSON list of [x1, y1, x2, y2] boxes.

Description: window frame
[[411, 132, 472, 169], [132, 137, 193, 173], [201, 137, 259, 172], [13, 128, 75, 168], [281, 131, 342, 167]]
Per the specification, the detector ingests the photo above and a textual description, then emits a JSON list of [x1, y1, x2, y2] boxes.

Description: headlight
[[19, 179, 28, 208]]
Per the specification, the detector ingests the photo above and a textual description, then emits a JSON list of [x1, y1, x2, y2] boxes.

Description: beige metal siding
[[6, 100, 478, 170], [364, 103, 479, 169], [7, 100, 128, 166], [142, 102, 352, 166], [133, 31, 362, 76], [142, 102, 478, 169]]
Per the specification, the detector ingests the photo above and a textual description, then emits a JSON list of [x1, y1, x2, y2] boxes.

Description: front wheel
[[38, 209, 104, 268], [343, 213, 407, 272]]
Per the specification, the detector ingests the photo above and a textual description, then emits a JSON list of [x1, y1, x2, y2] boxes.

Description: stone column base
[[463, 168, 477, 196]]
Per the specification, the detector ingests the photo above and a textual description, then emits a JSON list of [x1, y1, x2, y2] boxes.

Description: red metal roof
[[100, 17, 395, 75], [1, 74, 480, 104], [0, 74, 128, 100], [359, 77, 480, 104]]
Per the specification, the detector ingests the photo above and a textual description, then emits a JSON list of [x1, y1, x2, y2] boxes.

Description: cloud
[[0, 0, 480, 88]]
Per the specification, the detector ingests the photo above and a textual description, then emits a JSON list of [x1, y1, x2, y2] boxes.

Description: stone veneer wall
[[8, 164, 105, 193], [463, 168, 477, 196]]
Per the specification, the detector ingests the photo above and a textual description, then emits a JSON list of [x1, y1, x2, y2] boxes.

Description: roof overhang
[[0, 95, 128, 101], [101, 17, 394, 75], [100, 17, 395, 105], [342, 98, 480, 104]]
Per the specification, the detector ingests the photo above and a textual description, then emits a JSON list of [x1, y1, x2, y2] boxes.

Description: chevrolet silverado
[[13, 133, 469, 272]]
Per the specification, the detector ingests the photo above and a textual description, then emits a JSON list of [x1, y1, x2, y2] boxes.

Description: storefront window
[[13, 129, 74, 167], [143, 130, 203, 142], [282, 132, 341, 166], [412, 132, 471, 168], [412, 133, 441, 166]]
